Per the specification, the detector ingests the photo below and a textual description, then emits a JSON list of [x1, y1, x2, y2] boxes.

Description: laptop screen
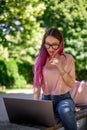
[[3, 97, 56, 127]]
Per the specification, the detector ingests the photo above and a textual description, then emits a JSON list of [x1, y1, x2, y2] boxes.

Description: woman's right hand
[[33, 86, 41, 100]]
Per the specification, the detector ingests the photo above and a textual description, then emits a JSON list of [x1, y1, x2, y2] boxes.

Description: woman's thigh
[[57, 99, 75, 112]]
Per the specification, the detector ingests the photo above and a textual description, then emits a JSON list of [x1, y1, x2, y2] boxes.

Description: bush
[[0, 59, 13, 87], [17, 61, 33, 84], [0, 58, 27, 88], [76, 69, 87, 81]]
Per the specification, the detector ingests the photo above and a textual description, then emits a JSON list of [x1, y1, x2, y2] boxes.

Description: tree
[[0, 0, 45, 63], [0, 0, 46, 87]]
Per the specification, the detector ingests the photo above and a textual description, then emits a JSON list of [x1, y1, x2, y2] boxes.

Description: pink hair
[[33, 28, 65, 89]]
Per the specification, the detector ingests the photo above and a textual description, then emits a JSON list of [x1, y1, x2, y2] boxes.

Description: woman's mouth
[[49, 51, 54, 56]]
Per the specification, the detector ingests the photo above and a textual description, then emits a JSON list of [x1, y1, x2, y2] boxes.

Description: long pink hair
[[33, 28, 64, 89]]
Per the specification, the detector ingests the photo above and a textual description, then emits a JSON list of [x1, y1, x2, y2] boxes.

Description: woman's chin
[[49, 53, 53, 57]]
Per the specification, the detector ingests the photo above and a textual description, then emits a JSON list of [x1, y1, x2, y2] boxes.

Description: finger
[[51, 50, 58, 58], [54, 59, 59, 63], [49, 58, 59, 64], [49, 59, 53, 64]]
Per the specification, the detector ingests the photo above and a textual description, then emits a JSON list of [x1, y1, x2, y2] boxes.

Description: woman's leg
[[56, 99, 77, 130]]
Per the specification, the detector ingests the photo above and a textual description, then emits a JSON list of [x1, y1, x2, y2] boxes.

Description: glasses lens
[[44, 43, 50, 49], [52, 44, 59, 50]]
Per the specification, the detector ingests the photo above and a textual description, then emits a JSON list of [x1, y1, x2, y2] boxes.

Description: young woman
[[33, 28, 77, 130]]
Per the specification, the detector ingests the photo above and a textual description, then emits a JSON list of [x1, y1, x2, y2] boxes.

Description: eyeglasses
[[44, 43, 60, 50]]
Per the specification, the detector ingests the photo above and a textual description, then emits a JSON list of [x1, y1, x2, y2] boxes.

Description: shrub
[[0, 58, 27, 88]]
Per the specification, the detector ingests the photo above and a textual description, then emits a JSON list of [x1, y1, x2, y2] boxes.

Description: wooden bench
[[26, 107, 87, 130], [11, 107, 87, 130], [44, 107, 87, 130]]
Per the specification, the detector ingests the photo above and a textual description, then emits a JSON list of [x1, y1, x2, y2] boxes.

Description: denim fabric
[[42, 92, 77, 130]]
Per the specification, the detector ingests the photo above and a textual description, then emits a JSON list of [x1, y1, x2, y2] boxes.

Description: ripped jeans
[[42, 92, 77, 130]]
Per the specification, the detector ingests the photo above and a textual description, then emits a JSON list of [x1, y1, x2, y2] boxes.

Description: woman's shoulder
[[64, 53, 74, 59]]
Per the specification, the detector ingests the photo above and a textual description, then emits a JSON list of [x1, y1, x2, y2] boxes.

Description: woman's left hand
[[49, 58, 59, 65], [49, 58, 63, 69], [49, 57, 65, 74]]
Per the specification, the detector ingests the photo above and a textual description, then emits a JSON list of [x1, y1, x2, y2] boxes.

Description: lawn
[[0, 84, 33, 93]]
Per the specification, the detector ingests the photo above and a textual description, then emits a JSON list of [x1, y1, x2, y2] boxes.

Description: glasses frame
[[44, 42, 60, 50]]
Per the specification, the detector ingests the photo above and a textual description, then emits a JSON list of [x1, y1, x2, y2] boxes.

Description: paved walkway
[[0, 89, 40, 130]]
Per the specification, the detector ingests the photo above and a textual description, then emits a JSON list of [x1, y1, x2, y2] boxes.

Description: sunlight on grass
[[0, 84, 33, 93]]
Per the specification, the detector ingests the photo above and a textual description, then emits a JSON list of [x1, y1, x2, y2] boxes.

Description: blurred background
[[0, 0, 87, 90]]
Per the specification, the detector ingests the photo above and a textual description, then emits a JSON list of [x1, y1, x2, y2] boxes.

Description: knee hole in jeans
[[57, 104, 71, 115]]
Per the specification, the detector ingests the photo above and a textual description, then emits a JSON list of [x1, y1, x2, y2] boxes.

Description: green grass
[[0, 88, 13, 93], [0, 84, 33, 93], [0, 88, 33, 94]]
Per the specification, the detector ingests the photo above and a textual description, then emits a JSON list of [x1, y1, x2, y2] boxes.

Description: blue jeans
[[42, 92, 77, 130]]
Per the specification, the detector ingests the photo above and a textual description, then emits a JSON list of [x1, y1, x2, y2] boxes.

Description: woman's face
[[45, 36, 60, 57]]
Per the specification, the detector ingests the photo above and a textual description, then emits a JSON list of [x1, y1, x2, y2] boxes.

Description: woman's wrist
[[60, 71, 66, 76]]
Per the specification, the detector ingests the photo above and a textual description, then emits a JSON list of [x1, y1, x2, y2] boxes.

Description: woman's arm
[[56, 57, 75, 88], [33, 86, 41, 100], [50, 55, 75, 88], [59, 68, 75, 88]]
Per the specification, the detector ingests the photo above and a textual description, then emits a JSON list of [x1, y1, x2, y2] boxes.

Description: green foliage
[[0, 0, 45, 88], [0, 0, 45, 62], [17, 61, 34, 84], [0, 59, 13, 87], [0, 58, 27, 88]]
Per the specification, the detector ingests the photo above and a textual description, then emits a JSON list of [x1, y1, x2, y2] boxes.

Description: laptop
[[3, 97, 58, 127]]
